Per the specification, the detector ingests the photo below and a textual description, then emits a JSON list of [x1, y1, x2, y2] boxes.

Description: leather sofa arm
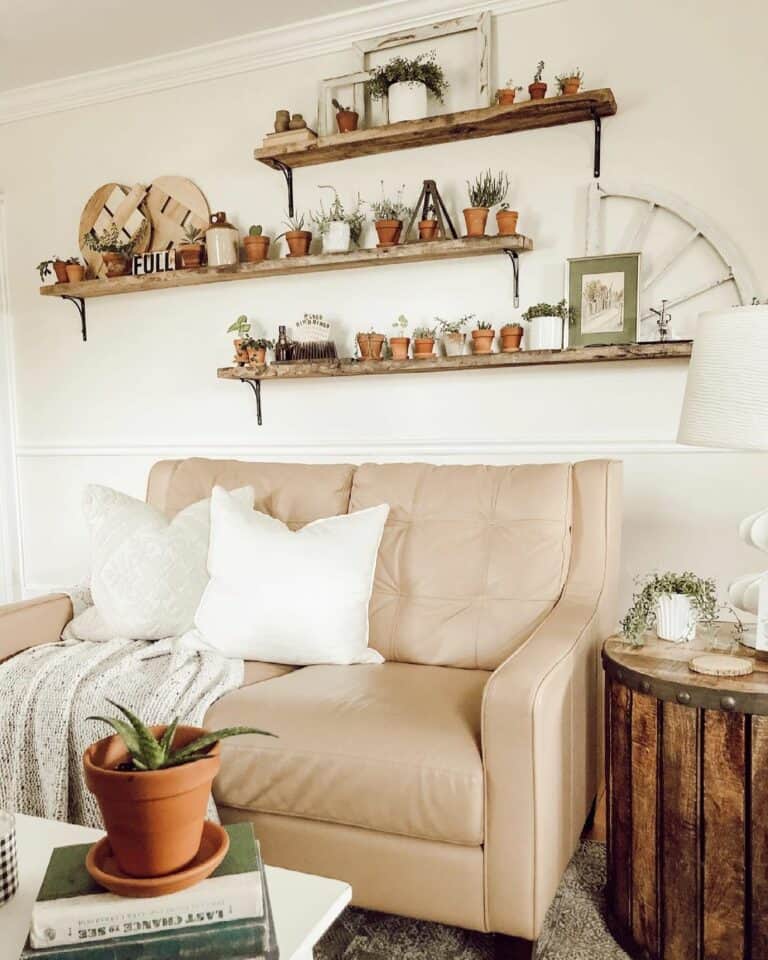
[[0, 594, 73, 663], [481, 596, 603, 939]]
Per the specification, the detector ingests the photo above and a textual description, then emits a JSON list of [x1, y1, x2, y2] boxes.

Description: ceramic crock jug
[[205, 212, 239, 267]]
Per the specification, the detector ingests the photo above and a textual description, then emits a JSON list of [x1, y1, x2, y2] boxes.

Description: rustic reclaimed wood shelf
[[255, 89, 617, 170]]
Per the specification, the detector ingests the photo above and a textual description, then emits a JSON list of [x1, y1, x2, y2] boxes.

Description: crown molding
[[0, 0, 564, 125]]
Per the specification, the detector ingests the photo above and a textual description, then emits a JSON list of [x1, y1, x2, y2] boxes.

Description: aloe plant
[[89, 700, 276, 771]]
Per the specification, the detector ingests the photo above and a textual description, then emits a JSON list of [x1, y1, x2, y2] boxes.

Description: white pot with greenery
[[437, 313, 474, 357], [367, 51, 448, 125], [620, 571, 718, 646], [522, 300, 573, 351], [311, 185, 365, 254]]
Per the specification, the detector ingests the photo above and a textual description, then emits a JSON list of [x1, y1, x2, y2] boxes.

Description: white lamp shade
[[677, 306, 768, 450]]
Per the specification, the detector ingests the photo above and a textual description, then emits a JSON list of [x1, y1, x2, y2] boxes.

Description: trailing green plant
[[436, 313, 475, 334], [250, 338, 274, 350], [532, 60, 545, 83], [36, 258, 61, 282], [181, 224, 204, 245], [467, 170, 510, 209], [88, 700, 276, 772], [248, 225, 264, 237], [277, 212, 308, 237], [370, 182, 412, 221], [555, 68, 584, 93], [392, 314, 409, 333], [310, 186, 366, 245], [620, 571, 718, 647], [412, 325, 437, 339], [82, 223, 139, 256], [367, 51, 448, 102], [475, 319, 493, 330], [521, 300, 573, 322], [227, 315, 251, 339]]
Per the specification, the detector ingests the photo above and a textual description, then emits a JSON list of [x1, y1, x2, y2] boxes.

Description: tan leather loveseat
[[0, 458, 621, 955]]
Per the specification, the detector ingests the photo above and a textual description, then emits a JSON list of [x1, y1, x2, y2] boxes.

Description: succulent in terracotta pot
[[243, 224, 271, 263], [84, 701, 275, 878], [496, 81, 523, 105], [332, 97, 359, 133], [36, 257, 70, 284], [471, 319, 496, 354], [500, 322, 524, 352], [357, 330, 387, 360], [464, 170, 510, 238], [556, 68, 584, 96], [176, 224, 205, 269], [528, 60, 547, 100], [496, 203, 519, 236], [437, 313, 473, 357], [412, 325, 437, 359], [65, 257, 85, 283], [227, 315, 252, 363], [390, 314, 410, 360], [370, 182, 412, 247], [82, 223, 139, 278], [246, 337, 274, 365], [278, 213, 313, 257]]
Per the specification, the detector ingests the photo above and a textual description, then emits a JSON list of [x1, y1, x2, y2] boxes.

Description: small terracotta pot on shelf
[[102, 252, 131, 278], [65, 263, 85, 283], [53, 260, 69, 283], [83, 725, 220, 879], [413, 337, 436, 359], [336, 110, 359, 133], [247, 345, 267, 365], [390, 336, 410, 360], [528, 81, 547, 100], [233, 339, 250, 363], [496, 88, 518, 105], [472, 328, 496, 354], [357, 333, 386, 360], [561, 78, 581, 95], [243, 236, 270, 262], [463, 208, 489, 238], [178, 244, 204, 269], [375, 219, 403, 247], [500, 324, 524, 352], [418, 219, 439, 241], [496, 209, 519, 236], [285, 230, 312, 257]]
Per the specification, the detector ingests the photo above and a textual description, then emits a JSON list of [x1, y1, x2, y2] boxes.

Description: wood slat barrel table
[[602, 634, 768, 960]]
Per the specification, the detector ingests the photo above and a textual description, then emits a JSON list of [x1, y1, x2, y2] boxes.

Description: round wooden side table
[[602, 633, 768, 960]]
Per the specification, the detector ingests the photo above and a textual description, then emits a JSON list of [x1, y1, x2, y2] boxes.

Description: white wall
[[1, 0, 767, 617]]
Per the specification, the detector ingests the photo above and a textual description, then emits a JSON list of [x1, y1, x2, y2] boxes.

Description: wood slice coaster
[[146, 176, 210, 252], [79, 183, 151, 279], [689, 653, 754, 677]]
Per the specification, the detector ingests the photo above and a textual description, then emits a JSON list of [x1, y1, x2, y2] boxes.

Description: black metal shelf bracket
[[591, 109, 602, 179], [272, 160, 295, 218], [61, 295, 87, 341], [503, 249, 521, 308], [240, 378, 263, 425]]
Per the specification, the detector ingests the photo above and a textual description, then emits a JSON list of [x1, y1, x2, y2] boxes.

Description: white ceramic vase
[[656, 594, 697, 643], [442, 333, 466, 357], [388, 81, 428, 123], [527, 315, 563, 351], [322, 221, 351, 254]]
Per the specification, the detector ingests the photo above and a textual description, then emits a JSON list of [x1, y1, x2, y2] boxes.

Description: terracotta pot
[[65, 263, 85, 283], [496, 88, 518, 105], [102, 252, 131, 278], [418, 220, 438, 241], [53, 260, 69, 283], [375, 220, 403, 247], [390, 336, 410, 360], [500, 325, 524, 352], [84, 725, 220, 879], [336, 110, 359, 133], [528, 81, 547, 100], [562, 78, 581, 95], [357, 333, 386, 360], [285, 230, 312, 257], [496, 210, 519, 236], [471, 329, 496, 354], [233, 338, 250, 363], [247, 345, 267, 365], [243, 236, 270, 262], [413, 337, 435, 359], [178, 244, 204, 269], [463, 208, 489, 238]]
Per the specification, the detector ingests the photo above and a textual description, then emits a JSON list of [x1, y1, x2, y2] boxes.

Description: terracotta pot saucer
[[86, 820, 229, 898]]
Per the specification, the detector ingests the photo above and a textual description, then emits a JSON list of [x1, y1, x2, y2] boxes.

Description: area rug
[[316, 841, 629, 959]]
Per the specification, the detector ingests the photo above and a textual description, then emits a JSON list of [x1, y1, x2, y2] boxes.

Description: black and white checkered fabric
[[0, 821, 18, 906]]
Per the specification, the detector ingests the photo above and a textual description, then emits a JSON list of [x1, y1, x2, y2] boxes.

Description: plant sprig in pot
[[177, 224, 205, 269], [311, 186, 365, 254], [37, 256, 70, 285], [620, 571, 718, 647], [227, 315, 252, 363], [464, 170, 510, 238], [367, 50, 448, 124], [555, 68, 584, 96], [412, 325, 437, 359], [83, 224, 140, 278], [437, 314, 474, 357], [332, 97, 359, 133], [471, 318, 496, 354], [277, 213, 312, 257], [243, 224, 271, 263], [84, 700, 275, 878], [390, 314, 410, 359], [370, 182, 412, 248]]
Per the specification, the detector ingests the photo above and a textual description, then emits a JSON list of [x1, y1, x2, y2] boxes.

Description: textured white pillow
[[76, 484, 254, 640], [188, 486, 389, 664]]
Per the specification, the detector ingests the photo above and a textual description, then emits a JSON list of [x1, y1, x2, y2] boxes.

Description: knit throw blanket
[[0, 589, 243, 827]]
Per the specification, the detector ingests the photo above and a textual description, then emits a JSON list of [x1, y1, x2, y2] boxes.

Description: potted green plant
[[437, 313, 474, 357], [367, 50, 448, 124], [311, 187, 365, 254], [82, 224, 138, 278], [370, 183, 412, 247], [471, 318, 496, 354], [496, 202, 519, 236], [65, 257, 85, 283], [500, 321, 524, 352], [227, 315, 252, 363], [418, 201, 439, 241], [357, 329, 387, 360], [555, 68, 584, 96], [277, 213, 313, 257], [332, 97, 359, 133], [496, 81, 523, 105], [36, 257, 69, 284], [529, 60, 547, 100], [243, 224, 270, 263], [246, 337, 274, 365], [522, 300, 573, 350], [620, 572, 718, 647], [84, 700, 274, 878], [390, 314, 410, 360], [412, 325, 437, 359], [176, 224, 205, 269], [464, 170, 510, 237]]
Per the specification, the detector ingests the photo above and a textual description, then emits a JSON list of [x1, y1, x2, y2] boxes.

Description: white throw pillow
[[188, 486, 389, 664], [74, 484, 254, 640]]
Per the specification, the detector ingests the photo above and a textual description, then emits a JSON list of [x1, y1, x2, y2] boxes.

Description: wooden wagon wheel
[[146, 176, 210, 252], [79, 183, 152, 279]]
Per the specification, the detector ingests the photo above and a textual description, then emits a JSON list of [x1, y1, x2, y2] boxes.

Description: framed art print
[[567, 252, 640, 347]]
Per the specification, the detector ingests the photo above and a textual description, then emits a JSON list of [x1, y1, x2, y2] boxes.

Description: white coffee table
[[4, 814, 351, 960]]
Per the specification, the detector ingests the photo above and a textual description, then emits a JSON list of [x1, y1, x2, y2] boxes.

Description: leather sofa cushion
[[206, 662, 488, 846], [350, 463, 573, 669]]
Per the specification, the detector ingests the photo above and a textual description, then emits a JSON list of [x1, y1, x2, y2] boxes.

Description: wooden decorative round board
[[79, 183, 152, 279], [146, 176, 210, 252]]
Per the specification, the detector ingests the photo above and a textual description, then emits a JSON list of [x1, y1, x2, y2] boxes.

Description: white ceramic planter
[[442, 333, 466, 357], [322, 221, 351, 254], [527, 315, 563, 350], [656, 594, 697, 643], [388, 81, 428, 123]]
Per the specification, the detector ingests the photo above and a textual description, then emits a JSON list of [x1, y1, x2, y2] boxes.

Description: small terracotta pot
[[463, 208, 489, 238], [561, 78, 581, 95], [178, 244, 204, 269], [413, 337, 435, 359], [53, 260, 69, 283], [390, 336, 410, 360], [500, 325, 524, 352], [102, 252, 131, 278], [65, 263, 85, 283], [375, 220, 403, 247], [418, 220, 438, 241], [496, 210, 519, 236], [496, 88, 518, 105], [233, 339, 250, 363], [528, 81, 547, 100], [285, 230, 312, 257], [84, 725, 220, 879], [472, 329, 496, 354], [243, 236, 270, 262], [357, 333, 386, 360], [336, 110, 359, 133], [247, 345, 267, 365]]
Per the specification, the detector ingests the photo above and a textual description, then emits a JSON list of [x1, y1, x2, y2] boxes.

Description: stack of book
[[21, 823, 278, 959]]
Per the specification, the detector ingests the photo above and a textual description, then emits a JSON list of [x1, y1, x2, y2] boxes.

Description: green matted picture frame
[[567, 252, 641, 347]]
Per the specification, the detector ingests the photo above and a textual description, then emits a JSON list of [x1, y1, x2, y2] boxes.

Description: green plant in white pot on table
[[620, 571, 718, 646], [437, 314, 474, 357], [367, 50, 448, 124], [311, 186, 365, 254]]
